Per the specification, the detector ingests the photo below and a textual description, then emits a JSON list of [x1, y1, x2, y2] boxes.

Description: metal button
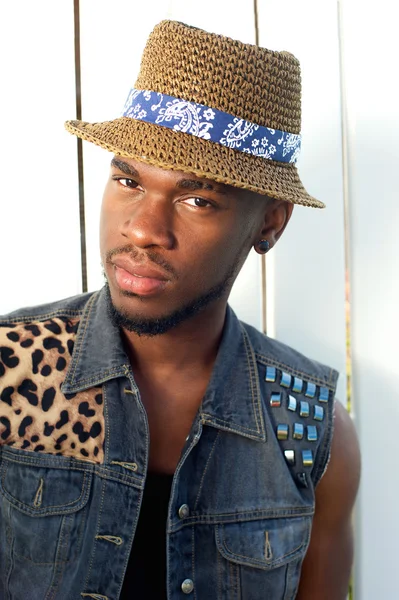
[[293, 423, 304, 440], [302, 449, 314, 467], [270, 392, 281, 407], [280, 371, 292, 388], [287, 395, 297, 412], [277, 424, 289, 440], [181, 579, 194, 594], [307, 425, 318, 442], [292, 377, 303, 393], [265, 366, 277, 382], [299, 401, 310, 418], [178, 504, 190, 519], [284, 449, 295, 465], [314, 405, 324, 421], [319, 387, 329, 402], [305, 382, 316, 398]]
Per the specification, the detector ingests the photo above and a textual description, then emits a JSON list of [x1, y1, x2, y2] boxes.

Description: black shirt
[[120, 472, 173, 599]]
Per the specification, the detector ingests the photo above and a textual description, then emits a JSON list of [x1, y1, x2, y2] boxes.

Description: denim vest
[[0, 288, 338, 600]]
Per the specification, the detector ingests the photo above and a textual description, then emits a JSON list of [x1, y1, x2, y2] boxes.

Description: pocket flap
[[215, 516, 312, 571], [0, 451, 92, 516]]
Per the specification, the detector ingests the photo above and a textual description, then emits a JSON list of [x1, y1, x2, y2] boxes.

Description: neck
[[121, 300, 228, 374]]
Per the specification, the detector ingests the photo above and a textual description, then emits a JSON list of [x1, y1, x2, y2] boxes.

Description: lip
[[111, 256, 170, 296], [112, 256, 170, 280]]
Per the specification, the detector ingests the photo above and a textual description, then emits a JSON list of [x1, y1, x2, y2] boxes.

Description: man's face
[[100, 157, 272, 334]]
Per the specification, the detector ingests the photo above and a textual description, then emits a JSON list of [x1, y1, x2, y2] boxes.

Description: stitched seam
[[169, 508, 314, 533], [103, 384, 110, 465], [200, 415, 259, 435], [0, 310, 83, 324], [63, 366, 128, 389], [84, 477, 107, 591], [217, 528, 222, 600], [241, 325, 260, 432], [11, 550, 71, 566], [69, 294, 97, 384], [194, 431, 220, 510], [96, 470, 143, 489], [221, 535, 304, 567], [192, 525, 197, 600], [313, 396, 336, 486], [236, 559, 241, 600], [1, 450, 99, 467], [0, 451, 143, 486], [1, 466, 91, 515], [45, 514, 72, 599], [242, 325, 266, 437]]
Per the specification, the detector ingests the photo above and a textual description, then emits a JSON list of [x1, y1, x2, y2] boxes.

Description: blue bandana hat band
[[122, 89, 301, 164]]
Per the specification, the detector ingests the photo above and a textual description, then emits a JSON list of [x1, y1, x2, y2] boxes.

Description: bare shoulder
[[317, 399, 361, 512], [296, 400, 361, 599]]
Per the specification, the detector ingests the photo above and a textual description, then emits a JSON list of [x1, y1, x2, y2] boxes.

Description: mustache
[[105, 245, 178, 279]]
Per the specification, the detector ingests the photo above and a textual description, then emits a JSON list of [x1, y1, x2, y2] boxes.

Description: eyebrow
[[176, 179, 226, 195], [110, 157, 227, 195], [111, 158, 139, 178]]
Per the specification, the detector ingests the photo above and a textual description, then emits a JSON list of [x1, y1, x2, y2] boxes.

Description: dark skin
[[100, 157, 360, 598]]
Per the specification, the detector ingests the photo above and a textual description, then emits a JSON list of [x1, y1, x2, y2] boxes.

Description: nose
[[120, 194, 175, 250]]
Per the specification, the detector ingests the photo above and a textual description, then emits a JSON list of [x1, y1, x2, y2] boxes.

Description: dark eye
[[115, 178, 139, 189], [183, 197, 212, 208]]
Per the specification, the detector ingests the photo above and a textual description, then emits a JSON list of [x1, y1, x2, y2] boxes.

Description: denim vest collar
[[61, 287, 266, 443]]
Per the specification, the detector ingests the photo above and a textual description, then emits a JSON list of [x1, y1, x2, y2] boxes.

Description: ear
[[253, 200, 294, 255]]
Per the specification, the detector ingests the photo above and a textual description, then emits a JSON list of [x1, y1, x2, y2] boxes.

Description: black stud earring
[[257, 239, 270, 254]]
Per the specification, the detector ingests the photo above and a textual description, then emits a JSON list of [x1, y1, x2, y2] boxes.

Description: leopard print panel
[[0, 316, 104, 464]]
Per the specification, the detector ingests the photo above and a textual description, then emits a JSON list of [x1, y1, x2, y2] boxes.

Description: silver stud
[[319, 387, 329, 402], [307, 425, 318, 442], [178, 504, 190, 519], [284, 450, 295, 465], [270, 392, 282, 408], [287, 395, 297, 412], [181, 579, 194, 594], [292, 377, 303, 393], [314, 405, 324, 421], [302, 449, 314, 467], [305, 382, 316, 398], [277, 424, 289, 440], [293, 423, 304, 440], [299, 401, 310, 418], [265, 366, 277, 382], [280, 371, 292, 388]]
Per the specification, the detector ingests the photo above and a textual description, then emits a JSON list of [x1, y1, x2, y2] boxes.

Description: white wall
[[340, 0, 399, 597], [0, 1, 81, 313]]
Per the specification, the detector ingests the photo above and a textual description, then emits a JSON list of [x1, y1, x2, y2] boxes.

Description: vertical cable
[[254, 0, 259, 45], [337, 0, 353, 416], [73, 0, 88, 293], [253, 0, 267, 334], [337, 3, 355, 599]]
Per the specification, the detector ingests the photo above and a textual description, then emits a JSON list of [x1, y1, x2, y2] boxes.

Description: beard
[[104, 270, 235, 337]]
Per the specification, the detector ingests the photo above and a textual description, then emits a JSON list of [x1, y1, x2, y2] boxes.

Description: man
[[0, 20, 359, 600]]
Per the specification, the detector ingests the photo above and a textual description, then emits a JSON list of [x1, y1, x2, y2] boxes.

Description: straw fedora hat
[[65, 20, 324, 208]]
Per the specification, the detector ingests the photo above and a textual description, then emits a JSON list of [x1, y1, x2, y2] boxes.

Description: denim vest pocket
[[0, 448, 93, 565], [215, 516, 312, 599]]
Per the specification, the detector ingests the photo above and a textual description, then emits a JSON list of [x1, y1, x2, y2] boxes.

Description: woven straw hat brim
[[65, 117, 324, 209]]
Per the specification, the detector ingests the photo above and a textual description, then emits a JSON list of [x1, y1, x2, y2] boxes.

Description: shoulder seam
[[0, 309, 83, 324]]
